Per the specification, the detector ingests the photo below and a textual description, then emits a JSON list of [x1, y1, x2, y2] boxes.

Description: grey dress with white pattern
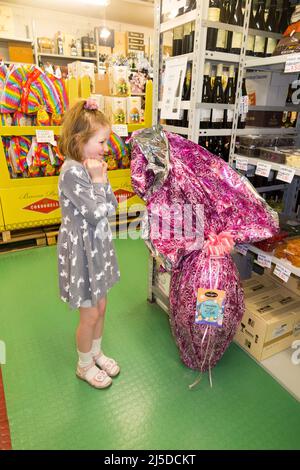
[[57, 159, 120, 309]]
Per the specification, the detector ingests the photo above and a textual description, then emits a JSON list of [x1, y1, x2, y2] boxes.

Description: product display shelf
[[37, 53, 97, 62], [245, 53, 300, 71], [234, 154, 300, 177], [246, 243, 300, 278], [0, 36, 33, 44]]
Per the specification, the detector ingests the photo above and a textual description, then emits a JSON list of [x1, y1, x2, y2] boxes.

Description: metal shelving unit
[[152, 0, 300, 403]]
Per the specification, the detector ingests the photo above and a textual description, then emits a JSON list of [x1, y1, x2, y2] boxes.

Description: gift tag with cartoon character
[[195, 288, 226, 327]]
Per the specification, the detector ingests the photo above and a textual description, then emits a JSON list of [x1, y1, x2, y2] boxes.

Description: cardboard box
[[127, 96, 141, 124], [113, 31, 126, 56], [235, 325, 294, 362], [242, 274, 280, 299], [68, 61, 95, 91], [235, 293, 300, 361], [8, 43, 34, 64], [108, 66, 130, 97], [94, 73, 110, 96], [105, 97, 127, 124]]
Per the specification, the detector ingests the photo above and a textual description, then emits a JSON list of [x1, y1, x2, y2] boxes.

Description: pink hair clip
[[84, 98, 99, 110]]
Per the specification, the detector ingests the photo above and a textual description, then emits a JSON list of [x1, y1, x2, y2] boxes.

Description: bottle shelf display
[[153, 0, 300, 398]]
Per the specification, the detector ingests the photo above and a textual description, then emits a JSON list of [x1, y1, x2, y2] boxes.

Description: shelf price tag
[[273, 264, 291, 283], [111, 124, 128, 137], [276, 166, 295, 184], [255, 162, 271, 178], [236, 157, 249, 171], [235, 244, 249, 256], [36, 130, 56, 146], [284, 53, 300, 73], [257, 253, 272, 268]]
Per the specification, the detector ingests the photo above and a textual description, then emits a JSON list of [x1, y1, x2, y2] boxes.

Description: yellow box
[[108, 169, 144, 214], [0, 183, 61, 230], [8, 43, 34, 64], [0, 197, 5, 232]]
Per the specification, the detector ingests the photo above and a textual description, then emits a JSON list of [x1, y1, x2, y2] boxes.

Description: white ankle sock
[[77, 349, 93, 368], [91, 337, 102, 356]]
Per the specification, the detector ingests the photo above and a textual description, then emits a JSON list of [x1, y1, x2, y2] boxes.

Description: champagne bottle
[[224, 65, 235, 128], [227, 0, 244, 55], [211, 63, 225, 129], [238, 78, 248, 129], [253, 1, 266, 58], [246, 1, 256, 56], [265, 0, 278, 57], [206, 0, 221, 51], [216, 1, 229, 53], [200, 62, 212, 129]]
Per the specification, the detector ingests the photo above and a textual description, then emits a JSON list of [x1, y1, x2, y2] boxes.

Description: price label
[[236, 157, 249, 171], [273, 264, 291, 283], [255, 162, 271, 178], [235, 244, 249, 256], [257, 253, 272, 268], [112, 124, 128, 137], [284, 53, 300, 74], [36, 130, 56, 146], [276, 166, 295, 184]]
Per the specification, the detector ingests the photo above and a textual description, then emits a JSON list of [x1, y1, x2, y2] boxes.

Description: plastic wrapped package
[[258, 146, 287, 164], [130, 127, 279, 374], [253, 231, 289, 252], [275, 238, 300, 267]]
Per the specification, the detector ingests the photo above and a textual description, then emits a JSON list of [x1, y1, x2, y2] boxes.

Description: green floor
[[0, 238, 299, 450]]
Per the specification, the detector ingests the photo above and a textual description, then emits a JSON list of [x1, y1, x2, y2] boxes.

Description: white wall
[[0, 1, 154, 49]]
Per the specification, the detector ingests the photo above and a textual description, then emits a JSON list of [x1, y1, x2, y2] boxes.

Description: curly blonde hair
[[59, 100, 110, 162]]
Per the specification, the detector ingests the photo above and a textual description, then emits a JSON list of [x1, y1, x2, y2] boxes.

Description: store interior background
[[0, 0, 300, 451]]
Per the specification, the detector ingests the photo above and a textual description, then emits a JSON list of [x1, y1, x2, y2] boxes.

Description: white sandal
[[93, 353, 120, 377], [76, 362, 112, 389]]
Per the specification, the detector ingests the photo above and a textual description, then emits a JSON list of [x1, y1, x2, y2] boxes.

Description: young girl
[[58, 98, 120, 389]]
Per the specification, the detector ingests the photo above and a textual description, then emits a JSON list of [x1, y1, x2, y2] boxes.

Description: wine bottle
[[216, 1, 229, 53], [211, 64, 225, 129], [183, 62, 192, 101], [173, 26, 184, 56], [238, 78, 248, 129], [227, 0, 244, 55], [206, 0, 221, 51], [253, 1, 266, 58], [183, 23, 192, 54], [200, 62, 212, 129], [189, 21, 195, 53], [265, 0, 278, 57], [246, 1, 256, 56], [278, 0, 291, 34], [224, 65, 235, 128]]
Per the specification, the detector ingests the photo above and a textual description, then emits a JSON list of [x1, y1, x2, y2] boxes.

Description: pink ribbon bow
[[84, 98, 99, 110], [203, 231, 235, 257]]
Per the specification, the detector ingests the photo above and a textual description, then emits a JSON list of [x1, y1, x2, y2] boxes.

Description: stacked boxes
[[104, 96, 141, 125], [235, 274, 300, 361]]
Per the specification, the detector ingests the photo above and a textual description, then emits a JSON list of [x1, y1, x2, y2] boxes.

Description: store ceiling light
[[100, 27, 111, 39]]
